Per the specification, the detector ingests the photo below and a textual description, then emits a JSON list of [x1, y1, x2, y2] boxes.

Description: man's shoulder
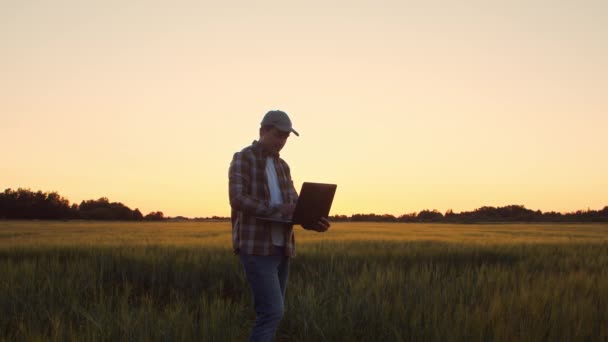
[[231, 143, 260, 167], [233, 143, 256, 157]]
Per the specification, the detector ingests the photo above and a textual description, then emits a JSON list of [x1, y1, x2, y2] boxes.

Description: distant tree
[[70, 203, 79, 219], [417, 209, 444, 222], [144, 211, 164, 221], [78, 197, 143, 220], [397, 212, 417, 223], [350, 213, 396, 222], [169, 216, 190, 221], [330, 214, 349, 222], [444, 209, 457, 222], [542, 211, 563, 222], [132, 208, 144, 220]]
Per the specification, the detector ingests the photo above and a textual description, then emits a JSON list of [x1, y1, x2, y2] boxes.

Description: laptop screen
[[291, 182, 337, 225]]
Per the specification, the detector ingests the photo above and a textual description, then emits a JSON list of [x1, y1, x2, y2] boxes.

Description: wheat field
[[1, 221, 607, 341]]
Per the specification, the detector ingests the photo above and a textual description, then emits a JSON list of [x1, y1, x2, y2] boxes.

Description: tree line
[[1, 188, 606, 222], [331, 205, 608, 223], [0, 188, 165, 221]]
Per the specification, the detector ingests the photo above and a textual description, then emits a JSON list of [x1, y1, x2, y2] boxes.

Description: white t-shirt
[[266, 157, 286, 246]]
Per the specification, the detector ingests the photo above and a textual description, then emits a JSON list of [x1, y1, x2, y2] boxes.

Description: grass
[[1, 221, 607, 341]]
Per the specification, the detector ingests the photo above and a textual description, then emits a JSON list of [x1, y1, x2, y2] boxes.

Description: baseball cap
[[260, 110, 299, 136]]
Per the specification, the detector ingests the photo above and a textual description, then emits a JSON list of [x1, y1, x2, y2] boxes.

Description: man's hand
[[304, 217, 331, 232]]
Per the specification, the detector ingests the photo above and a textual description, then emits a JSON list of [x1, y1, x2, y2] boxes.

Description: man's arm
[[229, 151, 279, 217]]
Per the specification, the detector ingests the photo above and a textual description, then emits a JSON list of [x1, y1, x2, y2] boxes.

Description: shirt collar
[[251, 140, 279, 158]]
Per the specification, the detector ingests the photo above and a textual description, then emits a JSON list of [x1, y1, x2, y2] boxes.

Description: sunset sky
[[1, 1, 606, 218]]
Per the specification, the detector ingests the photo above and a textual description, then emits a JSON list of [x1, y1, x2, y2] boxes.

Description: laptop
[[256, 182, 337, 225]]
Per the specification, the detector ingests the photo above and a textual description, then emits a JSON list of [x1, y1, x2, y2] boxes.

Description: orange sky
[[1, 1, 607, 217]]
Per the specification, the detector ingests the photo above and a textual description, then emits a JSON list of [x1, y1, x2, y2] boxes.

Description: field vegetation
[[1, 221, 607, 341]]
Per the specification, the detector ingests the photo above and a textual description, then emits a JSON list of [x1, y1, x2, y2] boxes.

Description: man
[[228, 110, 330, 341]]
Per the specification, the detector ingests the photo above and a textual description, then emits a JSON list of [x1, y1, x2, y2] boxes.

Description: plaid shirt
[[229, 141, 299, 256]]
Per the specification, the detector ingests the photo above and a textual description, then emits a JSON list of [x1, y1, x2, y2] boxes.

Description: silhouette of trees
[[416, 209, 444, 222], [330, 215, 349, 222], [397, 212, 418, 223], [0, 188, 151, 221], [144, 211, 164, 221], [336, 205, 608, 223], [0, 188, 75, 219], [452, 205, 534, 223], [1, 187, 607, 223], [351, 214, 397, 222], [78, 197, 144, 220]]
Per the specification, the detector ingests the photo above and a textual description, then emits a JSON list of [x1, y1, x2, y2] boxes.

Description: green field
[[1, 221, 607, 341]]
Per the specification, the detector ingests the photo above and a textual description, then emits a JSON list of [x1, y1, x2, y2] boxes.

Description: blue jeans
[[239, 246, 290, 342]]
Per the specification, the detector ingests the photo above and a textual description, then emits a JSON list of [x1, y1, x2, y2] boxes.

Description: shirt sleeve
[[229, 151, 278, 217]]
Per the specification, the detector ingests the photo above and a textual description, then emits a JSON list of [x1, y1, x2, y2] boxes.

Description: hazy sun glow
[[1, 1, 607, 217]]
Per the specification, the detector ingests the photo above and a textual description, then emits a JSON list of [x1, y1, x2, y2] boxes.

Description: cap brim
[[275, 125, 299, 137]]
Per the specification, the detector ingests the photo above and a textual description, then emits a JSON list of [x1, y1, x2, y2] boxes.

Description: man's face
[[260, 127, 290, 154]]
